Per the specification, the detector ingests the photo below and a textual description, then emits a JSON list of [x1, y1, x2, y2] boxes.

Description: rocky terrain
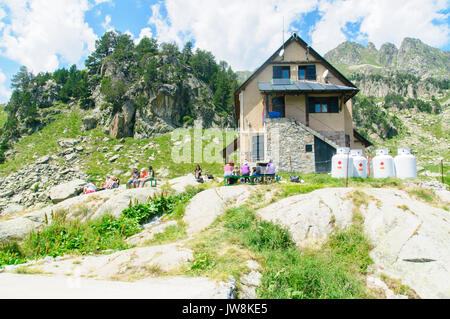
[[0, 175, 448, 299], [0, 154, 87, 216], [258, 187, 450, 298]]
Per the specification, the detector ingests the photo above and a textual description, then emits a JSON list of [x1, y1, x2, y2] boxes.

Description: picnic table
[[224, 174, 280, 186]]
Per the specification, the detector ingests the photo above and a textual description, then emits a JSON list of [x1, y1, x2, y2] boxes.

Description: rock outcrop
[[49, 179, 86, 204], [0, 159, 88, 215], [183, 185, 252, 237], [256, 187, 450, 299], [258, 188, 354, 249]]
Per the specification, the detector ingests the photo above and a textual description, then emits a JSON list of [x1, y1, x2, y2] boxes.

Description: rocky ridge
[[324, 38, 450, 80]]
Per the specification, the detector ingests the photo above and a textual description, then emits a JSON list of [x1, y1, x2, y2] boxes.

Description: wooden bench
[[147, 178, 157, 188], [224, 175, 280, 186]]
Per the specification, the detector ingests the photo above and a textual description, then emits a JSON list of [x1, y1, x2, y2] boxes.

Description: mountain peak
[[366, 42, 377, 52], [325, 37, 449, 79]]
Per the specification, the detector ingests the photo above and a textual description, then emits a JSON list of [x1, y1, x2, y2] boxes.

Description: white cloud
[[134, 27, 153, 45], [93, 0, 112, 5], [148, 0, 319, 71], [102, 14, 113, 30], [0, 0, 98, 73], [0, 69, 11, 103], [311, 0, 450, 54], [147, 0, 449, 70]]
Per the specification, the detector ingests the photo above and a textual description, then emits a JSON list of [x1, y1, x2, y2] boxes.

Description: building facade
[[233, 33, 371, 173]]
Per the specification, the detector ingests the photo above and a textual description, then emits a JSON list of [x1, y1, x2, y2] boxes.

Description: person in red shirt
[[139, 166, 156, 187]]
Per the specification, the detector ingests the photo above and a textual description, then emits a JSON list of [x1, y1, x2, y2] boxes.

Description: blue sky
[[0, 0, 449, 103]]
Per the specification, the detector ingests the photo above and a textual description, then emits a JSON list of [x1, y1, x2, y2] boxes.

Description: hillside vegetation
[[0, 30, 239, 163], [324, 38, 449, 174]]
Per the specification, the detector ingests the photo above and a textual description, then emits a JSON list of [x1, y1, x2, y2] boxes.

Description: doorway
[[314, 136, 336, 173]]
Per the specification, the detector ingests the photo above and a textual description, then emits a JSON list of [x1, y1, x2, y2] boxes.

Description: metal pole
[[290, 156, 292, 174], [346, 152, 350, 188]]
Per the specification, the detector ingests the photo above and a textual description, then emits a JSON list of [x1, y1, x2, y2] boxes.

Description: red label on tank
[[338, 161, 342, 165], [359, 163, 363, 167], [381, 162, 384, 166]]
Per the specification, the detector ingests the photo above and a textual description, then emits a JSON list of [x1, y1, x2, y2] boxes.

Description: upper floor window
[[273, 66, 290, 79], [299, 65, 317, 81], [315, 103, 328, 113], [308, 97, 339, 113]]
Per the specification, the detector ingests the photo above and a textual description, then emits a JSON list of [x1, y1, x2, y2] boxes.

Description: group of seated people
[[126, 166, 155, 189], [82, 159, 277, 195], [82, 166, 156, 194], [82, 174, 121, 194], [224, 160, 277, 185]]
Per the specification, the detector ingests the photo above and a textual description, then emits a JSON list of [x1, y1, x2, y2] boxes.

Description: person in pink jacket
[[224, 162, 233, 185]]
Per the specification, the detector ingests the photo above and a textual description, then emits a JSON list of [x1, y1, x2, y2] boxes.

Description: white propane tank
[[351, 150, 368, 178], [373, 148, 395, 179], [332, 147, 353, 178], [394, 148, 417, 179]]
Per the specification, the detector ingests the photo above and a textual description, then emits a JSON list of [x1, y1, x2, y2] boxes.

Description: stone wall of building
[[318, 130, 349, 147], [265, 118, 316, 173]]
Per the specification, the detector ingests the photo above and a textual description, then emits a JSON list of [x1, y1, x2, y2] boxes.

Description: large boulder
[[90, 187, 158, 219], [57, 138, 81, 148], [82, 115, 98, 131], [257, 187, 450, 299], [49, 179, 86, 204], [257, 188, 354, 249], [0, 215, 45, 241], [183, 186, 252, 237]]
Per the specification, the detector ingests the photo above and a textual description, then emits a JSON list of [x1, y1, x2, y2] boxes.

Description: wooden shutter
[[329, 97, 339, 113], [306, 65, 316, 80], [281, 66, 290, 79], [308, 97, 316, 113], [273, 66, 282, 79]]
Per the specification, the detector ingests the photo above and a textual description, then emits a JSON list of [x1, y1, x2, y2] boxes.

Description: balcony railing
[[271, 78, 293, 85]]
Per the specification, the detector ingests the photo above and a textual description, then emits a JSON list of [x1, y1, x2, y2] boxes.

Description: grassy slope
[[366, 107, 450, 184], [0, 108, 237, 183]]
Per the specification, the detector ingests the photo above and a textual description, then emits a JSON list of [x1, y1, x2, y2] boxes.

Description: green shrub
[[258, 248, 367, 299], [20, 214, 131, 259], [0, 188, 207, 268], [223, 207, 256, 231], [0, 242, 26, 268], [146, 223, 187, 246], [243, 221, 293, 252], [325, 225, 373, 274], [190, 251, 215, 273], [218, 206, 372, 299]]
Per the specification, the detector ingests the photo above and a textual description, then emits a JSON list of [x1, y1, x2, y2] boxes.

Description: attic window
[[273, 66, 290, 79], [299, 65, 316, 81]]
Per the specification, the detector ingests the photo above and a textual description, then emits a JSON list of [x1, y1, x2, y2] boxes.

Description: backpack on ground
[[290, 175, 301, 183]]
